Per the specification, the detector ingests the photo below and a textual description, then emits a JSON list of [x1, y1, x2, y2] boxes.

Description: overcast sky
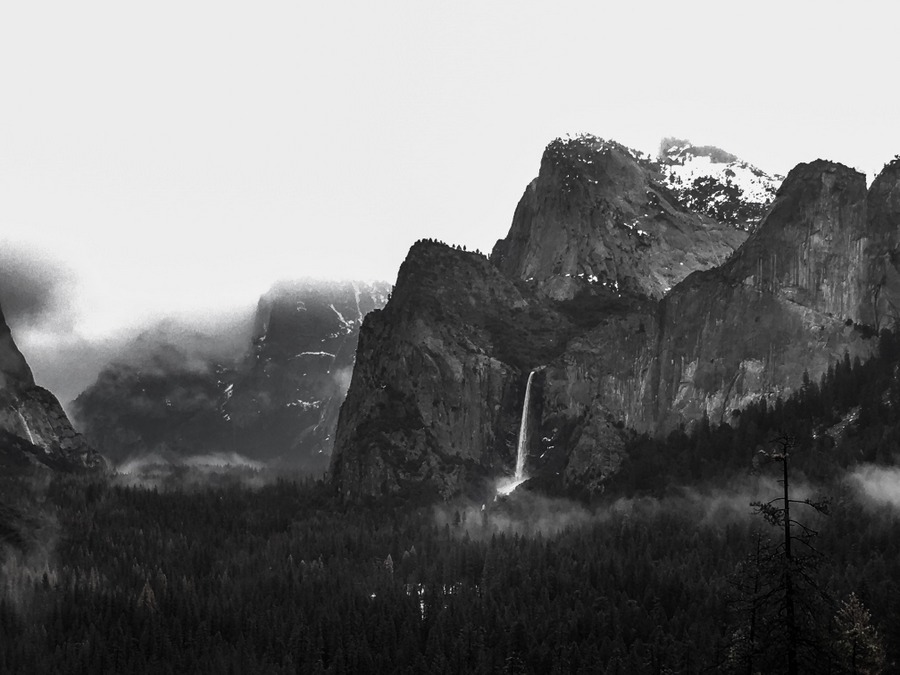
[[2, 1, 899, 399]]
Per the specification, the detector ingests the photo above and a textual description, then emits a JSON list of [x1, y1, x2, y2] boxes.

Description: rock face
[[330, 242, 574, 500], [725, 160, 870, 321], [73, 280, 389, 472], [71, 345, 233, 469], [0, 305, 102, 472], [864, 157, 900, 329], [490, 136, 752, 301], [331, 139, 900, 500], [224, 280, 389, 470], [535, 159, 894, 491], [548, 161, 873, 431]]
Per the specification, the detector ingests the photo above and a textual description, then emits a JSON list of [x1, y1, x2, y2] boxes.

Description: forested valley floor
[[3, 332, 900, 673]]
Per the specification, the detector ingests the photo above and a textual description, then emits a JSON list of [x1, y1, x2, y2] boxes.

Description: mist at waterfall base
[[482, 370, 817, 537], [436, 473, 833, 540]]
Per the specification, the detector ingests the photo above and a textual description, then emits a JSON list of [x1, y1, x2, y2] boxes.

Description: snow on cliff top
[[660, 140, 782, 206]]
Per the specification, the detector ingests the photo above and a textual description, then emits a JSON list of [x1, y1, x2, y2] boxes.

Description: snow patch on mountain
[[287, 399, 321, 410], [329, 304, 354, 334], [658, 139, 782, 230]]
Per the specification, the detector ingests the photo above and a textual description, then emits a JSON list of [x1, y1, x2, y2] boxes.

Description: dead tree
[[729, 436, 832, 674]]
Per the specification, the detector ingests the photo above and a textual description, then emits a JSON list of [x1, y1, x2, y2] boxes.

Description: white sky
[[1, 1, 899, 396]]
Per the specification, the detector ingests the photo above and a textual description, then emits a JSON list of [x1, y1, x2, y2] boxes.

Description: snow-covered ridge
[[658, 139, 782, 229], [541, 134, 780, 230], [661, 140, 780, 204]]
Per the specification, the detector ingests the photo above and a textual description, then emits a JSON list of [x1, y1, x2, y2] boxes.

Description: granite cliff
[[330, 242, 575, 499], [0, 304, 102, 472], [331, 139, 900, 500]]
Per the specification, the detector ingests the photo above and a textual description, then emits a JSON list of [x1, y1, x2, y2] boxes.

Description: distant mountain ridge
[[73, 279, 390, 472]]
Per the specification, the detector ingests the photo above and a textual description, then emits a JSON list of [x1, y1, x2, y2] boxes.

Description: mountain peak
[[658, 137, 738, 164], [657, 137, 781, 230], [719, 158, 868, 322], [491, 134, 748, 301]]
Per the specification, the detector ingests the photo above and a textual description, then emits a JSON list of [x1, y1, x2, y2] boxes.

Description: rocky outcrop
[[865, 157, 900, 330], [724, 161, 870, 321], [74, 280, 389, 471], [490, 135, 751, 301], [330, 241, 576, 500], [0, 305, 102, 472], [331, 143, 900, 500]]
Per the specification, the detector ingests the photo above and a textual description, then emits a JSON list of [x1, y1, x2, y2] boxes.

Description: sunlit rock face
[[0, 304, 102, 471], [73, 280, 389, 472], [332, 138, 900, 501]]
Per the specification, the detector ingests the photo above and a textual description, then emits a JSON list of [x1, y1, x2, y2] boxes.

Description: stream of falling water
[[16, 410, 36, 445], [497, 370, 536, 496], [513, 370, 535, 481]]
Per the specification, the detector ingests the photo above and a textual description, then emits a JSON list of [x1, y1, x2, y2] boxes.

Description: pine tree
[[834, 593, 885, 675], [137, 580, 158, 614]]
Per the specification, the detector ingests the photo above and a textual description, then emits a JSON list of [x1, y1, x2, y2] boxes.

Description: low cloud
[[437, 473, 823, 540], [435, 491, 595, 539], [848, 464, 900, 508], [32, 311, 255, 412], [122, 315, 255, 375], [117, 451, 263, 475], [0, 238, 257, 406], [182, 452, 264, 470], [0, 241, 75, 330], [114, 452, 269, 491], [611, 475, 818, 527]]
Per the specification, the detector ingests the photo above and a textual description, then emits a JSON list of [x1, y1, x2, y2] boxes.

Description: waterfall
[[514, 370, 535, 481], [497, 369, 536, 496], [16, 410, 36, 446]]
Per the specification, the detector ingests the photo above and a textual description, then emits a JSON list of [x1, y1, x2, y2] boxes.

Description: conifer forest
[[3, 335, 900, 673]]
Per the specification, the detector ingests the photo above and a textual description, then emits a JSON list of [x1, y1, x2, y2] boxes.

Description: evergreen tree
[[834, 593, 885, 675]]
